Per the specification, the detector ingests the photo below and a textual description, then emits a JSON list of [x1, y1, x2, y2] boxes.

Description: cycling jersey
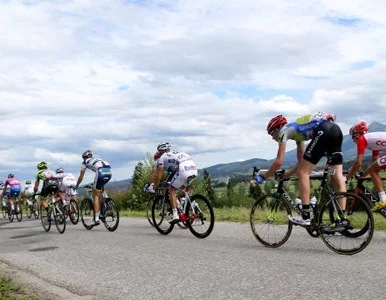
[[5, 178, 21, 186], [4, 178, 21, 198], [156, 151, 196, 172], [278, 112, 336, 143], [356, 132, 386, 156], [82, 158, 111, 172]]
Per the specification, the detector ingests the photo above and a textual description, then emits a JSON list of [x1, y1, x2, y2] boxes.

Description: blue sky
[[0, 0, 386, 184]]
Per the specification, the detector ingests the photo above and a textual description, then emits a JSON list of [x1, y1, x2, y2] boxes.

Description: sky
[[1, 0, 386, 184]]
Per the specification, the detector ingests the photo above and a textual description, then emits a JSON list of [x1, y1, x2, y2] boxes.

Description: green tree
[[203, 169, 217, 203]]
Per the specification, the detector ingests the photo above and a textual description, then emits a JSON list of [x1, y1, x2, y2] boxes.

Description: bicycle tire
[[54, 201, 66, 234], [80, 198, 94, 230], [8, 205, 14, 223], [2, 206, 6, 218], [69, 199, 79, 225], [185, 194, 214, 238], [250, 194, 293, 248], [318, 191, 374, 255], [40, 206, 51, 232], [26, 200, 32, 219], [152, 196, 174, 235], [101, 197, 119, 232], [147, 196, 155, 227], [33, 200, 40, 219], [15, 203, 22, 222]]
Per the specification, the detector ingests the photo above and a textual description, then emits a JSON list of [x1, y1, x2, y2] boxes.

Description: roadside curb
[[0, 260, 98, 300]]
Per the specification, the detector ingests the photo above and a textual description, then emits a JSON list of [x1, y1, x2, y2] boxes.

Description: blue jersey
[[278, 112, 336, 143]]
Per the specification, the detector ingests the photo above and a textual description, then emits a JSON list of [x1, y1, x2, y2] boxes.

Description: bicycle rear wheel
[[2, 206, 6, 218], [26, 200, 32, 219], [54, 201, 66, 234], [80, 198, 94, 230], [15, 203, 22, 222], [33, 200, 40, 219], [152, 196, 174, 235], [250, 194, 293, 248], [101, 197, 119, 232], [69, 199, 79, 225], [319, 191, 374, 255], [8, 205, 14, 223], [40, 206, 51, 232], [185, 194, 214, 238]]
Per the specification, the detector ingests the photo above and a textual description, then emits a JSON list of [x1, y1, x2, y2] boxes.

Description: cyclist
[[55, 167, 78, 203], [346, 121, 386, 211], [75, 150, 112, 226], [33, 162, 62, 212], [0, 174, 22, 213], [143, 151, 162, 192], [255, 113, 347, 226], [144, 142, 198, 222], [24, 180, 34, 197]]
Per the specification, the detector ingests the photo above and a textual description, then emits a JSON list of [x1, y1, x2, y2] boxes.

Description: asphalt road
[[0, 216, 385, 300]]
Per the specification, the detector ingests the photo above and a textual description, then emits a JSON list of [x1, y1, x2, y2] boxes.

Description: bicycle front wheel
[[54, 201, 66, 234], [250, 194, 293, 248], [80, 198, 94, 230], [319, 191, 374, 255], [147, 196, 155, 227], [33, 201, 40, 219], [185, 194, 215, 238], [152, 196, 174, 235], [101, 197, 119, 232], [26, 201, 32, 219]]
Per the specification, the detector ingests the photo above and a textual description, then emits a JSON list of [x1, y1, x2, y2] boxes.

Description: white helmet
[[157, 142, 171, 152]]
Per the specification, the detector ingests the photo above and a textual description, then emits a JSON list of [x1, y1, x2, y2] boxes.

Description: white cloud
[[0, 0, 385, 182]]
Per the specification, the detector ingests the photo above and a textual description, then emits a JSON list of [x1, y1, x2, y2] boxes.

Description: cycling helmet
[[26, 180, 32, 184], [349, 121, 369, 137], [153, 151, 161, 160], [157, 142, 171, 152], [56, 167, 64, 174], [8, 174, 14, 178], [267, 115, 287, 134], [82, 150, 93, 160], [37, 161, 48, 170]]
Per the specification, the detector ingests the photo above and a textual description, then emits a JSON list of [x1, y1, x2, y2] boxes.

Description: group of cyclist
[[1, 113, 385, 231], [252, 112, 386, 229]]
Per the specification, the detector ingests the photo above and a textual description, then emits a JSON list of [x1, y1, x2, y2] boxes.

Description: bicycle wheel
[[185, 194, 215, 238], [8, 205, 14, 223], [147, 196, 155, 226], [40, 206, 51, 232], [53, 201, 66, 234], [33, 200, 40, 219], [69, 199, 79, 225], [15, 203, 22, 222], [100, 198, 119, 232], [2, 205, 7, 218], [152, 196, 174, 235], [250, 194, 293, 248], [26, 200, 32, 219], [318, 191, 374, 255], [80, 198, 94, 230]]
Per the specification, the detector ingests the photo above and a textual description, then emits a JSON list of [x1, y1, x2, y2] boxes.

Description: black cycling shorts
[[303, 121, 343, 166]]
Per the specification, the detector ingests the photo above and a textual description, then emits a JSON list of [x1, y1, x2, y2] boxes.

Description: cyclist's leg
[[93, 167, 112, 223], [368, 157, 386, 209]]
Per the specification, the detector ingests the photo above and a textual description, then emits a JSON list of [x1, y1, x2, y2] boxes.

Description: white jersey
[[156, 151, 196, 171], [81, 157, 111, 172], [24, 184, 34, 196]]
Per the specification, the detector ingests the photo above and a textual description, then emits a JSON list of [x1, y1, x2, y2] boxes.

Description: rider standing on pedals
[[144, 142, 198, 223], [254, 112, 347, 227], [346, 121, 386, 211]]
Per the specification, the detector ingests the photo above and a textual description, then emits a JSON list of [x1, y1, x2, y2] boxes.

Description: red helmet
[[267, 115, 287, 134], [349, 121, 368, 136]]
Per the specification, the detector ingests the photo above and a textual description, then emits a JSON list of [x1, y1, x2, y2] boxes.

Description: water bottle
[[310, 196, 317, 208]]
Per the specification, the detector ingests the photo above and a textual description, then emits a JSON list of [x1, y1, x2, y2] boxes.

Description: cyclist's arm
[[153, 165, 164, 190], [76, 168, 86, 187], [33, 180, 39, 194], [263, 142, 286, 179], [347, 154, 364, 179], [284, 141, 304, 178]]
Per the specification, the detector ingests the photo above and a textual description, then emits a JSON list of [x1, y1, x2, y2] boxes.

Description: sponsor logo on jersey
[[376, 140, 386, 146]]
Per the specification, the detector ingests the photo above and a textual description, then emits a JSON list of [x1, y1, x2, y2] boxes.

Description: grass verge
[[0, 277, 38, 300]]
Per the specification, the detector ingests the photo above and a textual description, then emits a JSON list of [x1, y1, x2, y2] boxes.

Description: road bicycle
[[347, 172, 386, 218], [25, 195, 40, 219], [38, 179, 66, 234], [250, 165, 374, 255], [62, 186, 79, 225], [80, 184, 119, 231], [147, 192, 187, 229], [2, 196, 22, 223], [151, 181, 215, 238]]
